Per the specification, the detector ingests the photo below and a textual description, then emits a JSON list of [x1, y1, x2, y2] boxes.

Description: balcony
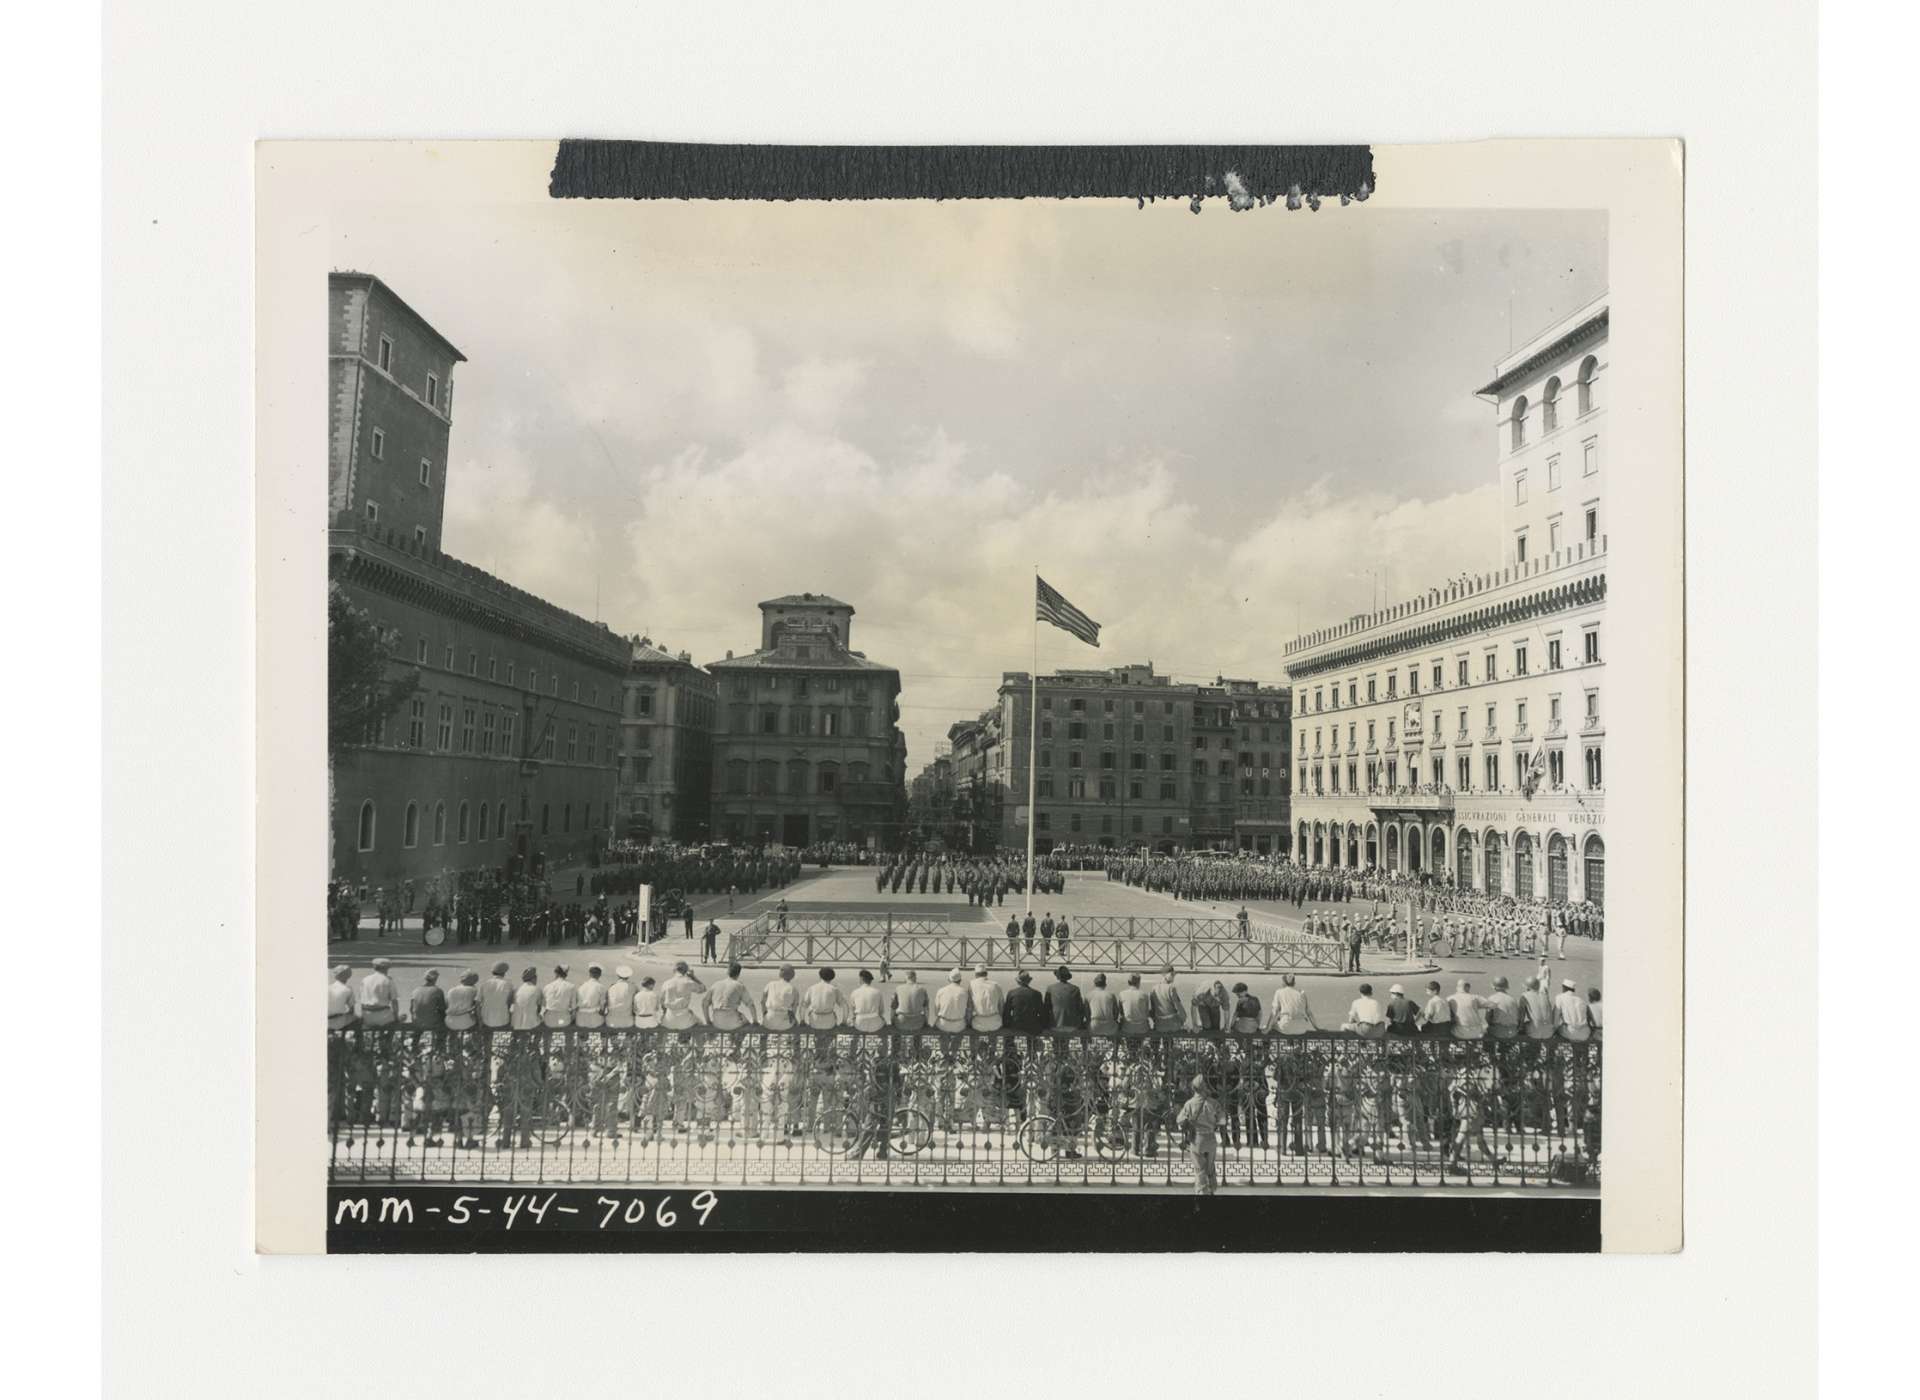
[[1367, 787, 1457, 814]]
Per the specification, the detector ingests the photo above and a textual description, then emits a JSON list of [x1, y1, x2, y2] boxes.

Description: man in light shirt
[[575, 964, 609, 1028], [1447, 980, 1489, 1040], [802, 967, 849, 1030], [760, 963, 799, 1030], [932, 969, 971, 1034], [604, 966, 636, 1028], [631, 975, 662, 1028], [660, 961, 706, 1030], [1343, 983, 1386, 1039], [849, 969, 890, 1032], [478, 961, 514, 1031], [1553, 979, 1592, 1041], [444, 971, 480, 1030], [968, 965, 1005, 1031], [893, 969, 929, 1033], [327, 965, 356, 1030], [358, 958, 397, 1027], [509, 967, 543, 1030], [1117, 972, 1153, 1036], [1519, 976, 1557, 1040], [707, 961, 756, 1030], [1268, 973, 1318, 1035], [541, 965, 578, 1028]]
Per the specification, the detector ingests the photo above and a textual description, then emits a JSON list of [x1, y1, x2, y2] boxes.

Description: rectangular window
[[1515, 643, 1529, 676], [1458, 755, 1472, 790], [1548, 638, 1562, 670], [1486, 754, 1499, 789], [1515, 532, 1528, 565], [415, 639, 427, 663], [1432, 663, 1443, 690], [585, 728, 596, 762], [1515, 471, 1528, 505], [1549, 749, 1565, 786], [1366, 678, 1376, 702], [1068, 751, 1082, 769], [1162, 724, 1174, 742], [426, 373, 439, 407], [1547, 454, 1561, 491], [481, 711, 495, 754], [1585, 628, 1601, 664], [407, 698, 425, 748], [460, 705, 475, 753], [1457, 658, 1469, 687], [1386, 673, 1398, 698], [1586, 507, 1599, 543], [1484, 651, 1497, 683], [370, 427, 385, 460], [1160, 780, 1176, 801], [1583, 440, 1599, 476], [1586, 690, 1600, 720], [467, 650, 477, 676], [413, 526, 426, 547], [1585, 744, 1604, 788], [1548, 519, 1561, 553], [377, 335, 393, 372], [1457, 707, 1468, 737], [501, 713, 515, 755], [364, 501, 378, 522], [1486, 703, 1496, 731], [542, 724, 555, 760], [1516, 700, 1528, 729], [1409, 668, 1420, 695], [566, 724, 578, 761], [437, 703, 453, 750]]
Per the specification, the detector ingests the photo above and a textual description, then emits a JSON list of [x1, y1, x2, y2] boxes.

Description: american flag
[[1036, 575, 1101, 647]]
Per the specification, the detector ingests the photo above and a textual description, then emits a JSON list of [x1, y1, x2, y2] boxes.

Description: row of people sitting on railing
[[330, 958, 1598, 1042]]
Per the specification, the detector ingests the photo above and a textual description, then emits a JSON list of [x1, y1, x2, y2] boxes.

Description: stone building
[[617, 637, 717, 844], [1282, 293, 1609, 906], [328, 272, 625, 886], [707, 593, 908, 849]]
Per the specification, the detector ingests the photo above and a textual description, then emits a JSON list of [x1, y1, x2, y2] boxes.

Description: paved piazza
[[329, 865, 1602, 1028]]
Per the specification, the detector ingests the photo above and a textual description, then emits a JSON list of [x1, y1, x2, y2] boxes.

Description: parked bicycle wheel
[[1015, 1115, 1062, 1163], [888, 1107, 933, 1156]]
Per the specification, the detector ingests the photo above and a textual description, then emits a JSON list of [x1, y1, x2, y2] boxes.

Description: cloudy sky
[[331, 167, 1603, 767]]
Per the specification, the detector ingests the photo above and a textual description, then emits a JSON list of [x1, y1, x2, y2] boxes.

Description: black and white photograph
[[253, 139, 1683, 1253]]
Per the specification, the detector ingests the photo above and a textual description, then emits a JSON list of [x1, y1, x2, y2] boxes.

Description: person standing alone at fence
[[1178, 1074, 1222, 1196], [702, 919, 721, 965]]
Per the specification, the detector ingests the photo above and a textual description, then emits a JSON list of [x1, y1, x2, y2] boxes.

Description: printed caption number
[[594, 1191, 719, 1230]]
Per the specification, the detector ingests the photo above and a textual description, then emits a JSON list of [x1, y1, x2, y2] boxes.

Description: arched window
[[1541, 376, 1561, 433], [1583, 835, 1606, 910], [403, 801, 419, 849], [432, 802, 446, 845], [477, 803, 489, 840], [1577, 355, 1599, 415], [1484, 830, 1505, 895], [1548, 833, 1570, 902], [457, 801, 470, 842], [357, 800, 377, 852], [1510, 394, 1529, 451], [496, 801, 509, 837]]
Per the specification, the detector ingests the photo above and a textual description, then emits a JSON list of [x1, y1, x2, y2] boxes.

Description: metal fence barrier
[[728, 914, 1345, 972], [328, 1026, 1600, 1190]]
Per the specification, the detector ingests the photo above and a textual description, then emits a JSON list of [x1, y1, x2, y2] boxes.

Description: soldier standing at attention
[[1177, 1073, 1222, 1196], [1021, 911, 1037, 957], [702, 919, 721, 965], [1006, 914, 1021, 962]]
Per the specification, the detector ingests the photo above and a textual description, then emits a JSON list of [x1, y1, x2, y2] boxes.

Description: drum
[[424, 924, 447, 947]]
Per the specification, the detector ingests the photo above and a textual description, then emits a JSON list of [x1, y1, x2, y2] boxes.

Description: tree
[[329, 581, 418, 756]]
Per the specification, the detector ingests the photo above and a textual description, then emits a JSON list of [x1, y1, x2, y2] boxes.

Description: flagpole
[[1026, 566, 1038, 918]]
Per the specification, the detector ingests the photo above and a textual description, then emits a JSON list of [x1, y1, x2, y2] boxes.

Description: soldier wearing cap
[[575, 964, 609, 1029], [540, 965, 578, 1028], [478, 961, 514, 1030], [708, 962, 756, 1030], [444, 971, 480, 1030], [510, 967, 543, 1030], [358, 958, 397, 1027], [326, 965, 356, 1030], [932, 969, 971, 1034], [605, 966, 636, 1028], [760, 963, 799, 1031], [1176, 1073, 1222, 1196]]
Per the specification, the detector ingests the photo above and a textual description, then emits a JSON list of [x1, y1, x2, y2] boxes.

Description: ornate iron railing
[[727, 922, 1344, 972], [328, 1026, 1600, 1190]]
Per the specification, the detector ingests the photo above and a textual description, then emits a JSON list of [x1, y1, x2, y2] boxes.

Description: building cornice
[[1285, 572, 1607, 682], [1475, 307, 1607, 398]]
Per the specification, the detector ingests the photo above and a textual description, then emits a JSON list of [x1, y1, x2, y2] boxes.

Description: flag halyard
[[1036, 575, 1101, 647]]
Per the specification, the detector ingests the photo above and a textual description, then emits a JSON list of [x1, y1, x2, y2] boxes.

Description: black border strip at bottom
[[328, 1186, 1598, 1254]]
